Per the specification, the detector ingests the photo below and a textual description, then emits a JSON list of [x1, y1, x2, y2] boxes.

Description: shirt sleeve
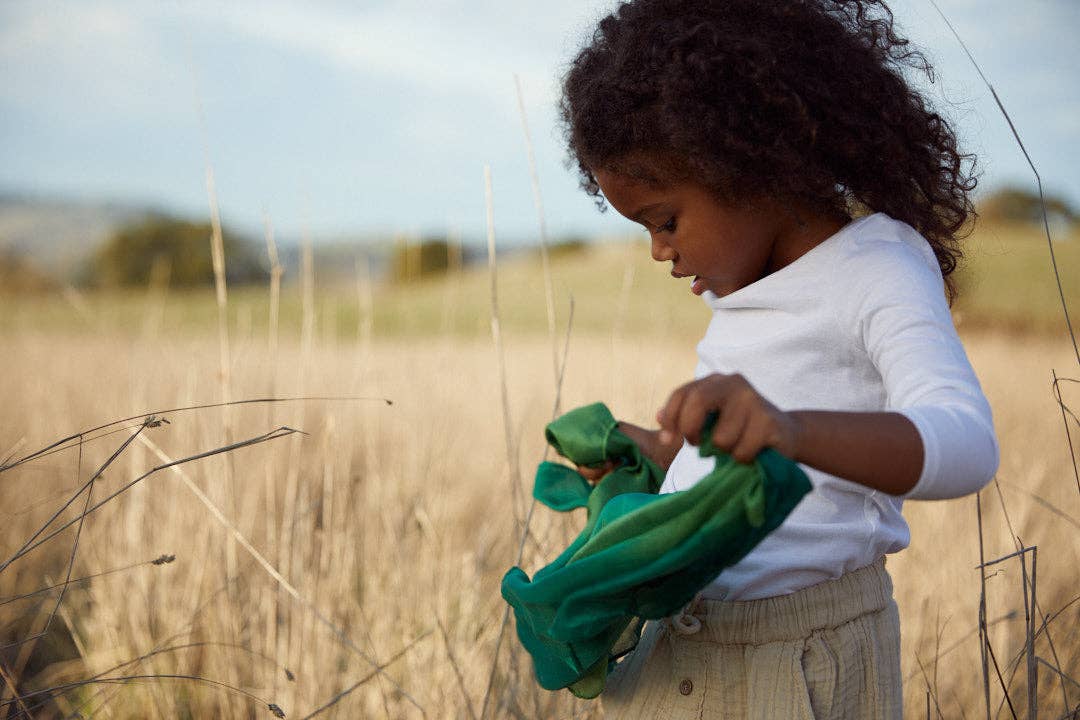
[[844, 234, 999, 500]]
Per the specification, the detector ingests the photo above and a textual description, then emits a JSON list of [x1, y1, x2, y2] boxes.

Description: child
[[559, 1, 999, 718]]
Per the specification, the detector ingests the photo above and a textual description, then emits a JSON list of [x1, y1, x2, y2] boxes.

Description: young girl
[[560, 1, 999, 718]]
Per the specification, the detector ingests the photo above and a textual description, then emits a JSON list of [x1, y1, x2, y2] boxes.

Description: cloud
[[0, 3, 186, 122], [173, 0, 611, 112]]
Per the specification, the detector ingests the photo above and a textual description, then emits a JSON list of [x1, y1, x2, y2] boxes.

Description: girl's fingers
[[657, 380, 698, 444], [577, 461, 614, 483], [731, 412, 771, 463], [657, 381, 693, 430], [710, 400, 750, 452], [660, 374, 734, 445]]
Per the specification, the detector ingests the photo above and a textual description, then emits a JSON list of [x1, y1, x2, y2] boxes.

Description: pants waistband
[[677, 557, 894, 645]]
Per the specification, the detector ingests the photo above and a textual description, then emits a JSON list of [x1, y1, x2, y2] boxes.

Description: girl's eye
[[657, 217, 677, 233]]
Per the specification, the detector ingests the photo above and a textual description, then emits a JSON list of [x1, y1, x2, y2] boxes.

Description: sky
[[1, 0, 1077, 244]]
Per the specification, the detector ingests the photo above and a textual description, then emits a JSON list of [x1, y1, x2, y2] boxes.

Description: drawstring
[[666, 592, 704, 636]]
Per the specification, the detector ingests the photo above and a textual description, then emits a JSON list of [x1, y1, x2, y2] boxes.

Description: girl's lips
[[671, 268, 707, 295]]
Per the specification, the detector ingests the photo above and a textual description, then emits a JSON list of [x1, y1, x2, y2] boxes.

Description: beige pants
[[601, 558, 902, 720]]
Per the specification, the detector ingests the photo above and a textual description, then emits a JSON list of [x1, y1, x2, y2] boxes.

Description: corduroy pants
[[600, 557, 902, 719]]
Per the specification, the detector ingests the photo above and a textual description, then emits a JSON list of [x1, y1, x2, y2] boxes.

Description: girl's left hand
[[656, 373, 801, 463]]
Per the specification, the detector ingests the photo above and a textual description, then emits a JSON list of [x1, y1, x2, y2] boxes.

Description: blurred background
[[1, 0, 1077, 301], [1, 2, 1078, 719]]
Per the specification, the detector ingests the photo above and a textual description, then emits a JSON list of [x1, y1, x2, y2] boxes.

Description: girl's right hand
[[577, 421, 681, 484], [577, 460, 616, 485]]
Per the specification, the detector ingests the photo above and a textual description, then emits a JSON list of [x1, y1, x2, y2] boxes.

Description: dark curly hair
[[560, 0, 977, 300]]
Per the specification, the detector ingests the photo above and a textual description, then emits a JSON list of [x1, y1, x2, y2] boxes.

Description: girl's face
[[592, 167, 836, 298]]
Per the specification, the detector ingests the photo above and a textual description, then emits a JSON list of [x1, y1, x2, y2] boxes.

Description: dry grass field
[[1, 230, 1079, 718]]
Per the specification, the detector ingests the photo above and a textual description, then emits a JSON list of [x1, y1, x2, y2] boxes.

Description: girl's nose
[[650, 234, 676, 263]]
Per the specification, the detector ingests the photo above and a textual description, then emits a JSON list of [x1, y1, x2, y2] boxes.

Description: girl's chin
[[691, 276, 708, 295]]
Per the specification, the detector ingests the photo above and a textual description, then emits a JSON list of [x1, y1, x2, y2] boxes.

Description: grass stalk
[[977, 493, 992, 720], [134, 433, 426, 714], [299, 629, 433, 720], [437, 613, 478, 720], [926, 0, 1080, 367], [1050, 371, 1080, 500], [484, 164, 524, 531], [513, 74, 559, 389], [205, 166, 232, 410], [264, 210, 283, 398], [355, 254, 374, 351], [480, 297, 575, 720]]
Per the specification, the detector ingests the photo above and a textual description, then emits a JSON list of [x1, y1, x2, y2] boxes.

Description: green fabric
[[501, 402, 812, 699]]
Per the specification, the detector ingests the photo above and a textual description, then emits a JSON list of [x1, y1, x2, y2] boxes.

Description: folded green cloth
[[500, 402, 812, 698]]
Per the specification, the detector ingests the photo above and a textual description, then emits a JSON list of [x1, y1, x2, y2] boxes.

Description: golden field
[[1, 229, 1079, 718]]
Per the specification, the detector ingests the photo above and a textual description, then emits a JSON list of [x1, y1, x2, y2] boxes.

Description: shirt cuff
[[897, 405, 999, 501]]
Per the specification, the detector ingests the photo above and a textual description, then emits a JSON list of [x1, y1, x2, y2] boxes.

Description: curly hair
[[560, 0, 977, 300]]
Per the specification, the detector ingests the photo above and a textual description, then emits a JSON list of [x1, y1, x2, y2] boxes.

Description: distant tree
[[92, 215, 266, 287], [546, 236, 588, 259], [979, 186, 1077, 226], [390, 236, 451, 282]]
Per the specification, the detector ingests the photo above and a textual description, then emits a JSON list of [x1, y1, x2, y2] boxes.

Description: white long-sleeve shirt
[[661, 212, 999, 601]]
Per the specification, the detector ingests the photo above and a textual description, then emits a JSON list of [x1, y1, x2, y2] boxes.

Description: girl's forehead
[[593, 168, 669, 213]]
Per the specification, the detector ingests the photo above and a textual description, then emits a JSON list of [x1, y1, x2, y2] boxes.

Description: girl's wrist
[[785, 410, 807, 463]]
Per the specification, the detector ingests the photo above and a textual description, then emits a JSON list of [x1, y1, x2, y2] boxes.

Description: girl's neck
[[765, 205, 852, 275]]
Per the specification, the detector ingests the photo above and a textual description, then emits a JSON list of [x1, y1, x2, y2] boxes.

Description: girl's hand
[[577, 460, 616, 484], [576, 421, 682, 484], [657, 373, 801, 463]]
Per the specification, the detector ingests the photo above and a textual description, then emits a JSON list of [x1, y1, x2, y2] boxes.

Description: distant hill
[[0, 194, 158, 281], [0, 192, 514, 289]]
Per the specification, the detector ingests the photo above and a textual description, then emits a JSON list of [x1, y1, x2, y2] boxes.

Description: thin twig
[[976, 545, 1035, 570], [0, 662, 31, 718], [485, 164, 524, 532], [437, 614, 478, 720], [1020, 546, 1038, 720], [977, 494, 992, 720], [480, 297, 575, 720], [926, 0, 1079, 367], [264, 209, 283, 394], [915, 650, 946, 719], [1036, 658, 1080, 692], [986, 633, 1020, 720], [299, 630, 434, 720], [1, 673, 281, 718], [513, 74, 559, 388], [2, 452, 106, 668], [68, 558, 258, 719], [15, 640, 293, 720], [996, 479, 1080, 532], [136, 433, 427, 716], [0, 396, 390, 473], [0, 424, 146, 576], [993, 478, 1070, 711], [1, 427, 299, 571], [903, 611, 1018, 682], [1051, 371, 1080, 500]]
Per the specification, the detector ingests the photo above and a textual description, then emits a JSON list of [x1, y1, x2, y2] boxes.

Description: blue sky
[[1, 0, 1077, 243]]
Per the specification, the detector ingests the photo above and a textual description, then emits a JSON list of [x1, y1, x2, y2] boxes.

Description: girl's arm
[[656, 372, 922, 495], [786, 410, 922, 495], [656, 371, 992, 498]]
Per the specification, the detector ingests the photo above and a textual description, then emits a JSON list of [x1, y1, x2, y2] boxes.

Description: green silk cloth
[[500, 402, 812, 699]]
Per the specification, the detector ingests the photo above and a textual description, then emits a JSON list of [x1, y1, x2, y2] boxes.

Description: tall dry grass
[[1, 260, 1079, 718]]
